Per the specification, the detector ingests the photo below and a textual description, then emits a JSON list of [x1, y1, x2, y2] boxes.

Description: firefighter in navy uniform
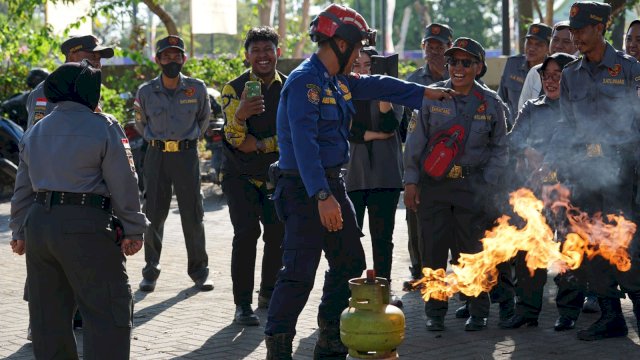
[[404, 38, 509, 332], [553, 1, 640, 341], [498, 23, 551, 129], [220, 26, 286, 326], [134, 35, 213, 292], [9, 61, 148, 359], [263, 4, 457, 359], [403, 23, 453, 287]]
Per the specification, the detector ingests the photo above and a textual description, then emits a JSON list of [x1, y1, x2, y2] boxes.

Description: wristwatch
[[315, 189, 331, 201]]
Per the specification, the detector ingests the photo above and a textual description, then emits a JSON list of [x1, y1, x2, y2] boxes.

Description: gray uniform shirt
[[25, 81, 55, 129], [404, 80, 509, 186], [135, 74, 211, 141], [10, 101, 148, 240], [498, 55, 529, 128], [406, 64, 449, 86], [559, 43, 640, 147]]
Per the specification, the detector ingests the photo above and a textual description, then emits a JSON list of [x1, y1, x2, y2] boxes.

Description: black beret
[[44, 61, 101, 110]]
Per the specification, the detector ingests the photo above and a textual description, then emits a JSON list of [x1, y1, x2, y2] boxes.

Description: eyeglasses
[[446, 58, 479, 68], [541, 72, 562, 82]]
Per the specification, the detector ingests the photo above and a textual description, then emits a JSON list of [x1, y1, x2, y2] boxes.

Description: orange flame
[[414, 187, 636, 302]]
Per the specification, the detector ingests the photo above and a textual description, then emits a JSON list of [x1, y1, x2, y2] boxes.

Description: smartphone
[[245, 81, 261, 98]]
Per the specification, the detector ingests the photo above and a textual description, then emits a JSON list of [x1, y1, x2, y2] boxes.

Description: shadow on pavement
[[180, 322, 263, 359], [133, 288, 194, 328], [4, 344, 32, 359]]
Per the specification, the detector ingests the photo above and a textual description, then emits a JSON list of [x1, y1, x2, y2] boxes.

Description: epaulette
[[94, 112, 118, 125], [564, 56, 582, 69], [615, 49, 637, 63], [183, 76, 206, 87]]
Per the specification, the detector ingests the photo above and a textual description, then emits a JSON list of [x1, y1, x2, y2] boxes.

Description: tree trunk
[[384, 0, 396, 53], [413, 0, 431, 29], [141, 0, 178, 35], [259, 0, 275, 26], [545, 0, 554, 26], [293, 0, 310, 58], [607, 0, 626, 50], [517, 0, 533, 53], [278, 0, 286, 45], [396, 5, 412, 57]]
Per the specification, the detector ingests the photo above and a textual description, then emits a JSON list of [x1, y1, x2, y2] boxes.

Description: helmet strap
[[329, 38, 354, 74]]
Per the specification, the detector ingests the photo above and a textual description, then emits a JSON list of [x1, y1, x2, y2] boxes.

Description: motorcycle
[[203, 88, 225, 185], [123, 119, 146, 193], [0, 116, 24, 199]]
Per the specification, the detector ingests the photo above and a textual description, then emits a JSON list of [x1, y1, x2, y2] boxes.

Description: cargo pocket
[[109, 283, 133, 328]]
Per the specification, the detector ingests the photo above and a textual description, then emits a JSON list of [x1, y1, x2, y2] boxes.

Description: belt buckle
[[163, 140, 179, 152], [586, 143, 602, 157], [447, 165, 463, 179]]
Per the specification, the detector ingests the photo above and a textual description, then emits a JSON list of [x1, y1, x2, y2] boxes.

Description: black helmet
[[26, 68, 50, 89]]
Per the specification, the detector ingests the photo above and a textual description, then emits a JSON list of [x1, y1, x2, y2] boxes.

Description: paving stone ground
[[1, 184, 640, 359]]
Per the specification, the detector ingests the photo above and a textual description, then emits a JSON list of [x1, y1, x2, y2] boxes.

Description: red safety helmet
[[309, 4, 376, 47]]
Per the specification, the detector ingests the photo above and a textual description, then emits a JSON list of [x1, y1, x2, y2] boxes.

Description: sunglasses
[[446, 58, 479, 68]]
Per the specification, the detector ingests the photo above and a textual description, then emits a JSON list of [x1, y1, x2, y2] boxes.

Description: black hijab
[[44, 60, 101, 111]]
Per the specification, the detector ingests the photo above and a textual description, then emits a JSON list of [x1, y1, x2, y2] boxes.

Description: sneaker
[[139, 278, 156, 292], [194, 275, 214, 291]]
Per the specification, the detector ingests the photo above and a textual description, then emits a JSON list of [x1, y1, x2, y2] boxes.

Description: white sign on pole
[[191, 0, 237, 35], [47, 0, 92, 36]]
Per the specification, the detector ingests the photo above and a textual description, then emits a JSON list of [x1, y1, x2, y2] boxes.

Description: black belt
[[149, 139, 197, 152], [280, 166, 343, 179], [34, 191, 112, 211]]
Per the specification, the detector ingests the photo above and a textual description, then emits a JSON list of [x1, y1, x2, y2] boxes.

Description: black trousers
[[567, 155, 640, 299], [348, 188, 401, 281], [25, 204, 132, 360], [265, 176, 366, 335], [418, 175, 490, 318], [222, 175, 284, 305], [142, 146, 208, 281], [406, 207, 423, 278]]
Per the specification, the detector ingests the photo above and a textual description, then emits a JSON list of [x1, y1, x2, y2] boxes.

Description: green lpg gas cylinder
[[340, 270, 405, 359]]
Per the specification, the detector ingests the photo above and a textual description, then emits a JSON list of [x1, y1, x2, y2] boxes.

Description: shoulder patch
[[307, 86, 320, 105]]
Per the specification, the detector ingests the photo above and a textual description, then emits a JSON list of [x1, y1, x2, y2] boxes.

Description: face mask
[[161, 62, 183, 78]]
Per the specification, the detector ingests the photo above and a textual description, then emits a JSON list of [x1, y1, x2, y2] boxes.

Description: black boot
[[577, 297, 628, 341], [265, 333, 294, 360], [313, 318, 347, 360], [628, 291, 640, 333]]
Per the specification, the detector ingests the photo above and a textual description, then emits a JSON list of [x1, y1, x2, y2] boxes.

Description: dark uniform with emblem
[[0, 68, 49, 130], [501, 53, 587, 330], [220, 26, 287, 326], [404, 38, 509, 331], [404, 23, 453, 284], [9, 61, 147, 359], [498, 23, 552, 129], [554, 1, 640, 341], [134, 35, 212, 291], [263, 4, 435, 359], [25, 35, 115, 129]]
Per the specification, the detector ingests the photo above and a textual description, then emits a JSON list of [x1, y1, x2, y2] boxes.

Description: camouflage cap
[[422, 23, 453, 45], [156, 35, 185, 55], [569, 1, 611, 29], [526, 23, 553, 44]]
